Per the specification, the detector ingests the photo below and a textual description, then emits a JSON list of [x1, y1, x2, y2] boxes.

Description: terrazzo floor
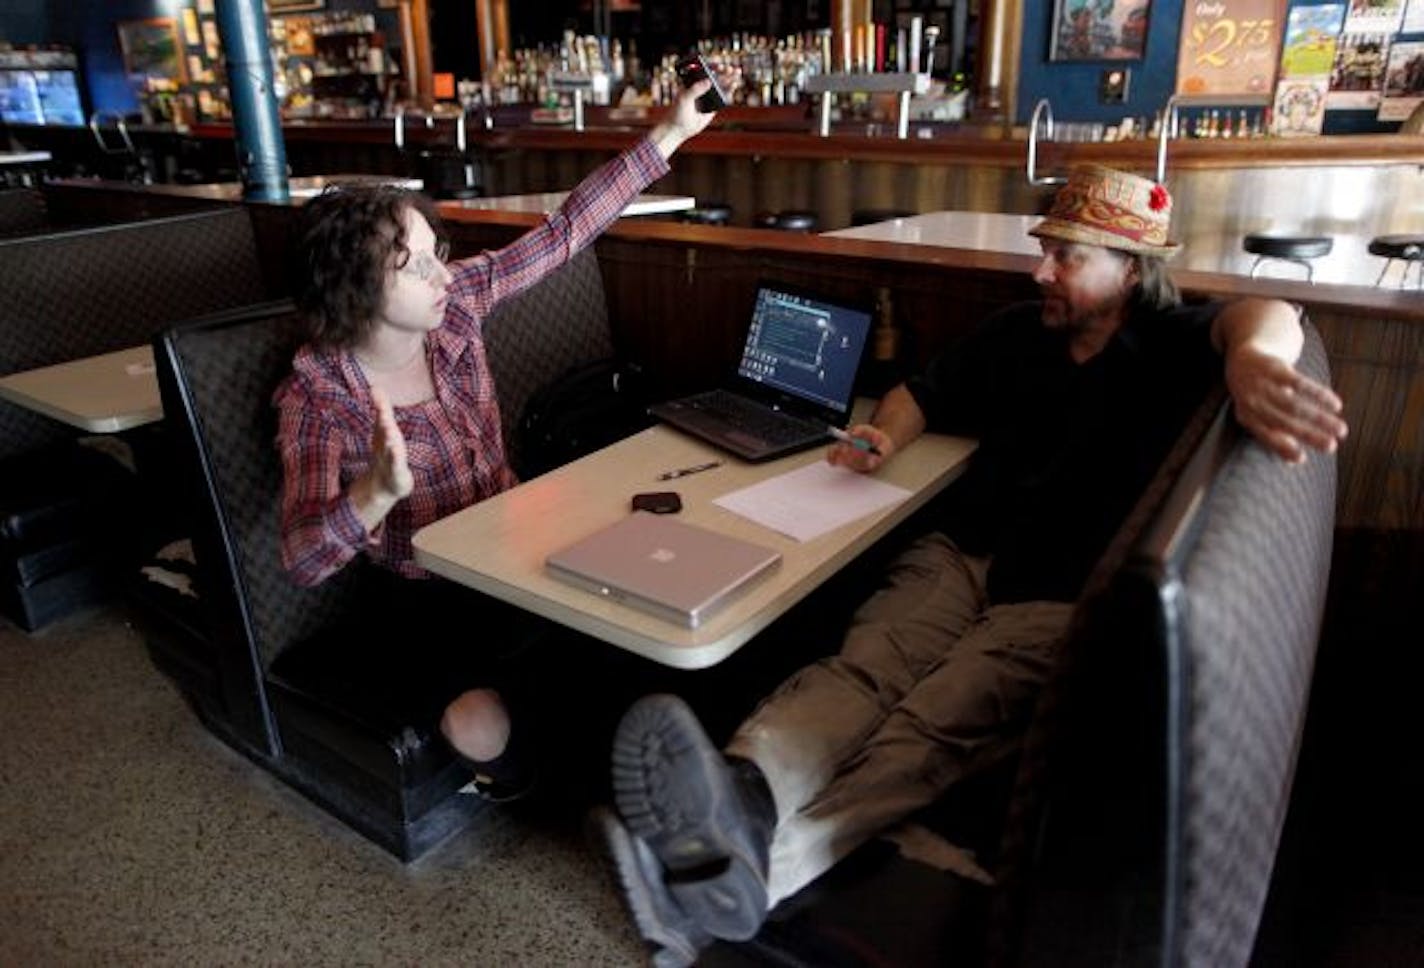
[[0, 603, 645, 966]]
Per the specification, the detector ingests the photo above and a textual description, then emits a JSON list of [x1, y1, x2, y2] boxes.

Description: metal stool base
[[1374, 258, 1424, 289], [1249, 255, 1316, 283]]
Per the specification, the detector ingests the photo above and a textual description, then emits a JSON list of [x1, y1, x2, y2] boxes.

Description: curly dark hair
[[294, 184, 447, 349]]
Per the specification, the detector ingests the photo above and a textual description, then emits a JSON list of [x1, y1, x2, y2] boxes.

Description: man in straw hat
[[597, 165, 1349, 966]]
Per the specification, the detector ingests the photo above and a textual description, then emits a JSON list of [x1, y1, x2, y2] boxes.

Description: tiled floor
[[0, 604, 644, 966], [4, 582, 1420, 967]]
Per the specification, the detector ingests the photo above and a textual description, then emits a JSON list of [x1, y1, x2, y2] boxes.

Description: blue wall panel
[[1017, 0, 1188, 125], [2, 1, 49, 44]]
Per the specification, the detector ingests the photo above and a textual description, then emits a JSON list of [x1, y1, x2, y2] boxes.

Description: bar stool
[[1243, 233, 1333, 283], [681, 203, 732, 226], [755, 209, 819, 232], [1368, 234, 1424, 288], [851, 208, 916, 227]]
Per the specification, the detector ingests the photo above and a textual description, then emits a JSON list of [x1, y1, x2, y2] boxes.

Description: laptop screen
[[736, 286, 871, 411]]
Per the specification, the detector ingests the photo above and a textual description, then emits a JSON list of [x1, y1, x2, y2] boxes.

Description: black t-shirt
[[905, 299, 1223, 604]]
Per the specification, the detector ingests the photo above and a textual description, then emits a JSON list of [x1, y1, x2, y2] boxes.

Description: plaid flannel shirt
[[274, 137, 669, 585]]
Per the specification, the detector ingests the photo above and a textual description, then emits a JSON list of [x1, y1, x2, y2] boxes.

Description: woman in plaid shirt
[[274, 81, 717, 800]]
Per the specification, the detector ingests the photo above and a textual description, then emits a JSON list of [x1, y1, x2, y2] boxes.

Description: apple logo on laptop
[[650, 548, 676, 564]]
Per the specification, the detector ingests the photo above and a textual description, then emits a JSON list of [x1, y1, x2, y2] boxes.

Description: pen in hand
[[657, 460, 722, 481], [828, 426, 883, 457]]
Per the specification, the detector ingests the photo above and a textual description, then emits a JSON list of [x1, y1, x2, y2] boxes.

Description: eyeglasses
[[396, 241, 450, 282]]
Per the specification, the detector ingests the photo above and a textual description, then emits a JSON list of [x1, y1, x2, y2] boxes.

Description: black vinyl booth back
[[1010, 319, 1335, 968], [482, 247, 616, 476], [0, 207, 269, 459], [155, 302, 366, 675]]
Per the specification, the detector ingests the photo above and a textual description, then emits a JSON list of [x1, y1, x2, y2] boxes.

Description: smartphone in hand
[[675, 52, 728, 113]]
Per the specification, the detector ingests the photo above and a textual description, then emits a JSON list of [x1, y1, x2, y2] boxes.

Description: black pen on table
[[657, 460, 722, 481], [828, 426, 883, 456]]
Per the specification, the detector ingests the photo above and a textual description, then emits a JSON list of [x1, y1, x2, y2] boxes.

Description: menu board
[[1175, 0, 1286, 96], [1280, 4, 1345, 76], [1378, 39, 1424, 119], [1328, 33, 1391, 108]]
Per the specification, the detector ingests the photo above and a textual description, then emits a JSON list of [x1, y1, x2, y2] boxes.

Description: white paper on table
[[713, 461, 912, 542]]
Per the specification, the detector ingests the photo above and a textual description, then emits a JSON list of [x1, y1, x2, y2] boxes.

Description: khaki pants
[[725, 532, 1072, 907]]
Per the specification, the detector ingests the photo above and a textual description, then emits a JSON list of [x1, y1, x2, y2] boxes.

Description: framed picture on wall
[[116, 18, 186, 87], [1050, 0, 1151, 62]]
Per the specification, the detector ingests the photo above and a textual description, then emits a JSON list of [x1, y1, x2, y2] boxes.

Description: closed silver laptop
[[545, 512, 781, 628]]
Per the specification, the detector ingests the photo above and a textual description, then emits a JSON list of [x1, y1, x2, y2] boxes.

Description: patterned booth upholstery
[[145, 249, 622, 860], [0, 208, 271, 629], [708, 320, 1336, 968], [0, 187, 49, 239]]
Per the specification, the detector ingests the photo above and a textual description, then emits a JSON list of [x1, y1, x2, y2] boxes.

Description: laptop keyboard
[[686, 389, 826, 446]]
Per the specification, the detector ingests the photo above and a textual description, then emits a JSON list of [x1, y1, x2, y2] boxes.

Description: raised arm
[[827, 383, 928, 472], [444, 82, 717, 320], [1212, 297, 1349, 463]]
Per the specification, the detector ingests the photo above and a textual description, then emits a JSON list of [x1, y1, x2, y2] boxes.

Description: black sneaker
[[591, 806, 711, 968], [611, 694, 773, 942]]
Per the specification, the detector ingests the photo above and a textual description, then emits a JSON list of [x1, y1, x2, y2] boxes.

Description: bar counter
[[16, 116, 1424, 238]]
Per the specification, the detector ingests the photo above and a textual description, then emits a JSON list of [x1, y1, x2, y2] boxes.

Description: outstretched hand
[[670, 80, 718, 138], [369, 386, 413, 501], [650, 77, 721, 159], [827, 424, 895, 473], [1226, 346, 1348, 463]]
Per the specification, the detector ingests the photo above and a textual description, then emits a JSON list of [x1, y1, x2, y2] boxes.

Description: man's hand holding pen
[[827, 423, 894, 473]]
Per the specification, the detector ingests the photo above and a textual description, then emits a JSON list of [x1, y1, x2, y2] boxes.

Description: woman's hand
[[368, 385, 413, 500], [650, 77, 720, 159], [348, 386, 412, 532]]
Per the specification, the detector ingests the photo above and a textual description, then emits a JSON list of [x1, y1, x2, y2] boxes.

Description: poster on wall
[[181, 9, 202, 48], [1344, 0, 1404, 34], [1378, 40, 1424, 119], [116, 18, 186, 88], [1328, 33, 1390, 107], [1175, 0, 1285, 96], [1280, 4, 1346, 76], [1271, 76, 1329, 134], [1049, 0, 1151, 61], [1404, 0, 1424, 33], [202, 19, 221, 61]]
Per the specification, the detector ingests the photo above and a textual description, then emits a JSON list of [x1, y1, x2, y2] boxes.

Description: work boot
[[591, 806, 712, 968], [611, 694, 777, 942]]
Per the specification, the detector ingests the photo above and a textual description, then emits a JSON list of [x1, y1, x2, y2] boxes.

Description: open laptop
[[545, 512, 781, 628], [648, 283, 873, 462]]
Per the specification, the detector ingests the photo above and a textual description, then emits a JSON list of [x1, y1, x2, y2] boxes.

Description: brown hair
[[1130, 253, 1180, 312], [294, 184, 446, 349]]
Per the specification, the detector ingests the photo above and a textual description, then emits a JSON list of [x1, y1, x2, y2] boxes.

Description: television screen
[[0, 70, 44, 124], [34, 70, 83, 125], [0, 68, 83, 125]]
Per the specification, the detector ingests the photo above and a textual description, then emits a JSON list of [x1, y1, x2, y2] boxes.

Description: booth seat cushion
[[0, 444, 127, 544], [0, 442, 142, 630], [265, 633, 469, 819]]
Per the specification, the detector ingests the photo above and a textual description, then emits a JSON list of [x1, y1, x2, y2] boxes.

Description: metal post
[[214, 0, 288, 201]]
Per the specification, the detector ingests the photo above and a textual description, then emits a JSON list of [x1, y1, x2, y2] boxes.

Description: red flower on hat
[[1149, 184, 1170, 212]]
